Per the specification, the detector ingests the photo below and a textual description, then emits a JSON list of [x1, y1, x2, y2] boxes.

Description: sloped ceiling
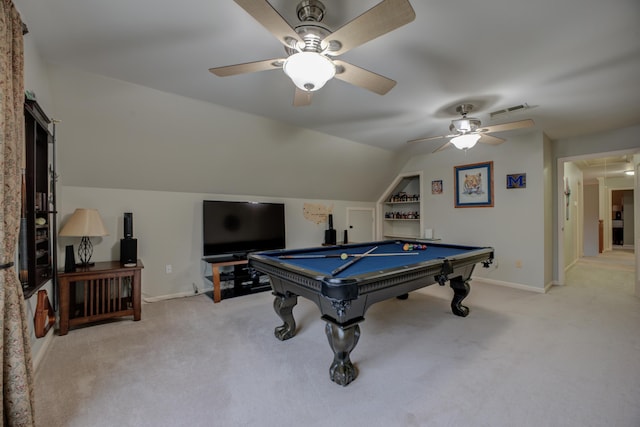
[[14, 0, 640, 157]]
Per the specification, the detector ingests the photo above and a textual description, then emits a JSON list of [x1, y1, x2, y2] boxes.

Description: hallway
[[566, 248, 635, 294]]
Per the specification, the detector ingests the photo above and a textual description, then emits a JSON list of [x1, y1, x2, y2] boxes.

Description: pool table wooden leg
[[273, 292, 298, 340], [325, 322, 361, 386], [449, 276, 470, 317]]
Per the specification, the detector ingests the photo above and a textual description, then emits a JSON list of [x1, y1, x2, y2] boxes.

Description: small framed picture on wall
[[431, 180, 443, 194], [507, 173, 526, 188]]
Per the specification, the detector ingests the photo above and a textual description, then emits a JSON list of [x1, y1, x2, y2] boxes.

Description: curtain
[[0, 0, 34, 425]]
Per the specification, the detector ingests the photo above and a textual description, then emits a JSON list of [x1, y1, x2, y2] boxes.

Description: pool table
[[248, 240, 494, 386]]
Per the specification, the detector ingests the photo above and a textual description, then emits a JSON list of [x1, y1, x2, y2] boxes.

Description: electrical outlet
[[165, 264, 172, 274], [515, 260, 522, 269]]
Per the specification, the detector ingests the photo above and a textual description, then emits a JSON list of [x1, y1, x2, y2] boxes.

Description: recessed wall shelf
[[376, 172, 423, 240]]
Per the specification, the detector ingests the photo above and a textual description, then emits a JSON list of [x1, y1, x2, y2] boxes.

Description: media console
[[203, 257, 270, 303]]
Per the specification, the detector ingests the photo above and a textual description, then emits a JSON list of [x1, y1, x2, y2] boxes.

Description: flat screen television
[[203, 200, 286, 259]]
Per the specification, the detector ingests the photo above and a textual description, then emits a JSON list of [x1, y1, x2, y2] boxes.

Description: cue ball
[[340, 253, 348, 260]]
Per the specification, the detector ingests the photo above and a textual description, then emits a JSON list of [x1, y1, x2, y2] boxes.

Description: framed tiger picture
[[454, 161, 494, 208]]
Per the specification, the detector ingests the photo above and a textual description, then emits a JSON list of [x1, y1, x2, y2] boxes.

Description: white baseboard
[[544, 281, 556, 292], [564, 258, 579, 273], [143, 290, 205, 303], [33, 327, 55, 372], [472, 277, 547, 293]]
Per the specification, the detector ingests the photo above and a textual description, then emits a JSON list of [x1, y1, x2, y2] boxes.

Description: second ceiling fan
[[209, 0, 416, 106], [408, 104, 535, 152]]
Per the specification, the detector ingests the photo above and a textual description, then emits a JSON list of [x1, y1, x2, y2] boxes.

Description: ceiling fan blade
[[209, 59, 284, 77], [407, 133, 458, 144], [478, 133, 505, 145], [323, 0, 416, 56], [478, 119, 535, 134], [333, 60, 396, 95], [233, 0, 301, 48], [407, 135, 444, 144], [293, 88, 312, 106], [433, 140, 452, 153]]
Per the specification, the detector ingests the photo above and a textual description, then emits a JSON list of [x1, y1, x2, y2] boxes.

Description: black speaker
[[120, 238, 137, 266], [324, 214, 336, 245], [124, 212, 133, 238], [64, 245, 76, 272], [324, 229, 337, 245]]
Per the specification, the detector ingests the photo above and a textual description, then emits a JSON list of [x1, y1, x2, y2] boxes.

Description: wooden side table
[[58, 260, 143, 335]]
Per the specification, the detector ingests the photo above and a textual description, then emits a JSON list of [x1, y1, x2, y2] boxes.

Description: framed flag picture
[[507, 173, 526, 189]]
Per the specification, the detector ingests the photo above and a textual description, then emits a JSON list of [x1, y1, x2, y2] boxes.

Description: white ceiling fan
[[209, 0, 416, 106], [408, 104, 535, 152]]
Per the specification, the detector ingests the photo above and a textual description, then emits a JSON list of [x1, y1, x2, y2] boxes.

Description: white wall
[[401, 131, 548, 291], [563, 162, 582, 268], [623, 190, 634, 246], [553, 125, 640, 158], [46, 64, 401, 202], [44, 62, 392, 299], [543, 134, 554, 289], [635, 154, 640, 297], [22, 35, 52, 114], [59, 186, 373, 299], [583, 184, 599, 256]]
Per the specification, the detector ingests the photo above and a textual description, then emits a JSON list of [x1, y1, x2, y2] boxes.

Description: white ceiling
[[14, 0, 640, 157], [574, 155, 636, 185]]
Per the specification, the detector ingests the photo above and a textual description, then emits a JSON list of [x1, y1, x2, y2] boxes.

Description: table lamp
[[59, 208, 109, 266]]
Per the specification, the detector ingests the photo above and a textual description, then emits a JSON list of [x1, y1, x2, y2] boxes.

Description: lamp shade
[[283, 52, 336, 92], [59, 208, 109, 237], [450, 134, 481, 150]]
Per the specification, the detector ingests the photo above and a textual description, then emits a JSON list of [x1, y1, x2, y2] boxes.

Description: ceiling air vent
[[490, 103, 530, 119]]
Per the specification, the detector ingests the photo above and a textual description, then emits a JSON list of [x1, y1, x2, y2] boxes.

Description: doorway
[[346, 208, 374, 243], [557, 149, 639, 297], [611, 189, 634, 247]]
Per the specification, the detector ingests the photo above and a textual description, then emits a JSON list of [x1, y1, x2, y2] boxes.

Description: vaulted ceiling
[[15, 0, 640, 156]]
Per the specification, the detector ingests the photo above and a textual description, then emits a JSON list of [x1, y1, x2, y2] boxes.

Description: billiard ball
[[403, 243, 427, 251]]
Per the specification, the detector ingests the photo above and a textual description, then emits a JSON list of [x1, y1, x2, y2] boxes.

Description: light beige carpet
[[35, 253, 639, 426]]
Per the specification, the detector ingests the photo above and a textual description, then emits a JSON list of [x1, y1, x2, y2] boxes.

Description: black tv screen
[[203, 200, 286, 258]]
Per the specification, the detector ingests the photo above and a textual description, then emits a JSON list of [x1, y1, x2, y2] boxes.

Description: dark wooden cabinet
[[57, 260, 143, 335], [20, 99, 56, 298]]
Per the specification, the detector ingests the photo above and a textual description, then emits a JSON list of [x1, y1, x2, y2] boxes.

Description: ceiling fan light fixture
[[450, 133, 481, 150], [451, 117, 481, 133], [283, 51, 335, 92]]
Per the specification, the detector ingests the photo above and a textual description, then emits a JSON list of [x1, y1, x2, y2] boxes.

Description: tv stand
[[203, 258, 269, 303]]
